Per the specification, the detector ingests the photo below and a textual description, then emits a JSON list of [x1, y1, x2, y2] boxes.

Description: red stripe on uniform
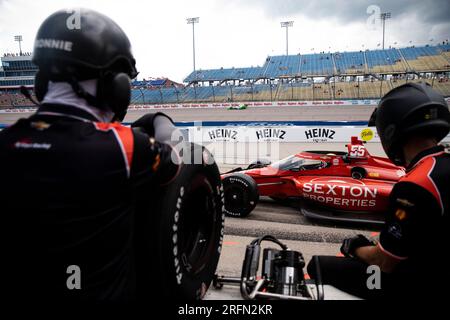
[[112, 125, 134, 171], [402, 155, 444, 214], [94, 122, 134, 177]]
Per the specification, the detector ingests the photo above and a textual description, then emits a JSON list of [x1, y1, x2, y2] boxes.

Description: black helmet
[[32, 8, 138, 120], [368, 82, 450, 166]]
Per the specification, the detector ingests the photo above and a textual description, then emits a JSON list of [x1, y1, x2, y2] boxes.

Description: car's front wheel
[[222, 173, 259, 218]]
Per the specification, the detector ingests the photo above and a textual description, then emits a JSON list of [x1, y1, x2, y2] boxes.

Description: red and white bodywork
[[222, 137, 405, 223]]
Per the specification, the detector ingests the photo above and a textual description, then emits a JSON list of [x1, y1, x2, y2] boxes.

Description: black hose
[[313, 256, 325, 300]]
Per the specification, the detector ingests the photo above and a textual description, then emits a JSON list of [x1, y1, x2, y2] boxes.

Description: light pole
[[186, 17, 199, 79], [280, 21, 294, 55], [14, 35, 23, 55], [380, 12, 391, 50]]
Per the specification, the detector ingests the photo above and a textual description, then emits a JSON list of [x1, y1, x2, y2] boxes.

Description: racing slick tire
[[222, 173, 259, 218], [135, 143, 225, 301]]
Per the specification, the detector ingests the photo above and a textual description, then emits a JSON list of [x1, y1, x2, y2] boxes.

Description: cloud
[[0, 0, 449, 83], [226, 0, 450, 25]]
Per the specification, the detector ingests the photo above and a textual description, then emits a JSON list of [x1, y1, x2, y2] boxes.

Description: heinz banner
[[188, 126, 383, 143]]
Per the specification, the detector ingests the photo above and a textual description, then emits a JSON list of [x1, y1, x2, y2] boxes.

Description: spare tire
[[222, 173, 259, 218], [135, 143, 224, 301]]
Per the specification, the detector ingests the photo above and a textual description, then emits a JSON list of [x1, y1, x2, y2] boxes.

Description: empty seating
[[334, 52, 366, 74], [312, 84, 332, 100], [299, 53, 334, 75], [401, 46, 450, 71], [262, 55, 301, 78], [366, 49, 406, 73], [183, 45, 450, 83], [184, 67, 264, 83], [2, 78, 449, 107], [251, 84, 274, 101], [332, 82, 358, 99], [358, 81, 384, 98]]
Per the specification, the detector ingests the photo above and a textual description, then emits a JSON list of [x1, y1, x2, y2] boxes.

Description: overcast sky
[[0, 0, 449, 83]]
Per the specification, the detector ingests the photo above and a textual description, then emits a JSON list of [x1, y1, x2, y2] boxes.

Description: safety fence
[[0, 99, 380, 115], [2, 97, 450, 114]]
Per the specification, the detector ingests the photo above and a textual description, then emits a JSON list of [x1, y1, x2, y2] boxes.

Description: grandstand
[[365, 49, 406, 73], [334, 51, 366, 75], [0, 53, 36, 87], [1, 44, 450, 108], [184, 44, 450, 83], [133, 44, 449, 104], [0, 53, 37, 108]]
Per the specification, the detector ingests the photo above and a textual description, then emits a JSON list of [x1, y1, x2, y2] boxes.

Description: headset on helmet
[[368, 82, 450, 166], [32, 8, 138, 121]]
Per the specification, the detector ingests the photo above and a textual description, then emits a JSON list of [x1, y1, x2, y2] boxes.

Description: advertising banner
[[188, 126, 382, 143]]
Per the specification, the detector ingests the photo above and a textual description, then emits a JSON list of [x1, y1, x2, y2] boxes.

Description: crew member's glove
[[132, 112, 187, 184], [340, 234, 375, 258], [131, 112, 181, 143]]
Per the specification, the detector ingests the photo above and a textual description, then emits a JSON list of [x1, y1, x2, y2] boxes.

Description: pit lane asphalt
[[210, 234, 342, 299], [224, 196, 380, 244], [214, 196, 379, 300]]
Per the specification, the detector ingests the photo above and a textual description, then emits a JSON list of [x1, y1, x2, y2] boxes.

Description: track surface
[[0, 105, 375, 124], [126, 105, 375, 122]]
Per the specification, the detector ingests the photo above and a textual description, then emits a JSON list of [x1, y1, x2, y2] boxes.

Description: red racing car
[[221, 136, 405, 224]]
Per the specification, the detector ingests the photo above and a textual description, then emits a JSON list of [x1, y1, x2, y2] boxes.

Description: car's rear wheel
[[222, 173, 259, 218]]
